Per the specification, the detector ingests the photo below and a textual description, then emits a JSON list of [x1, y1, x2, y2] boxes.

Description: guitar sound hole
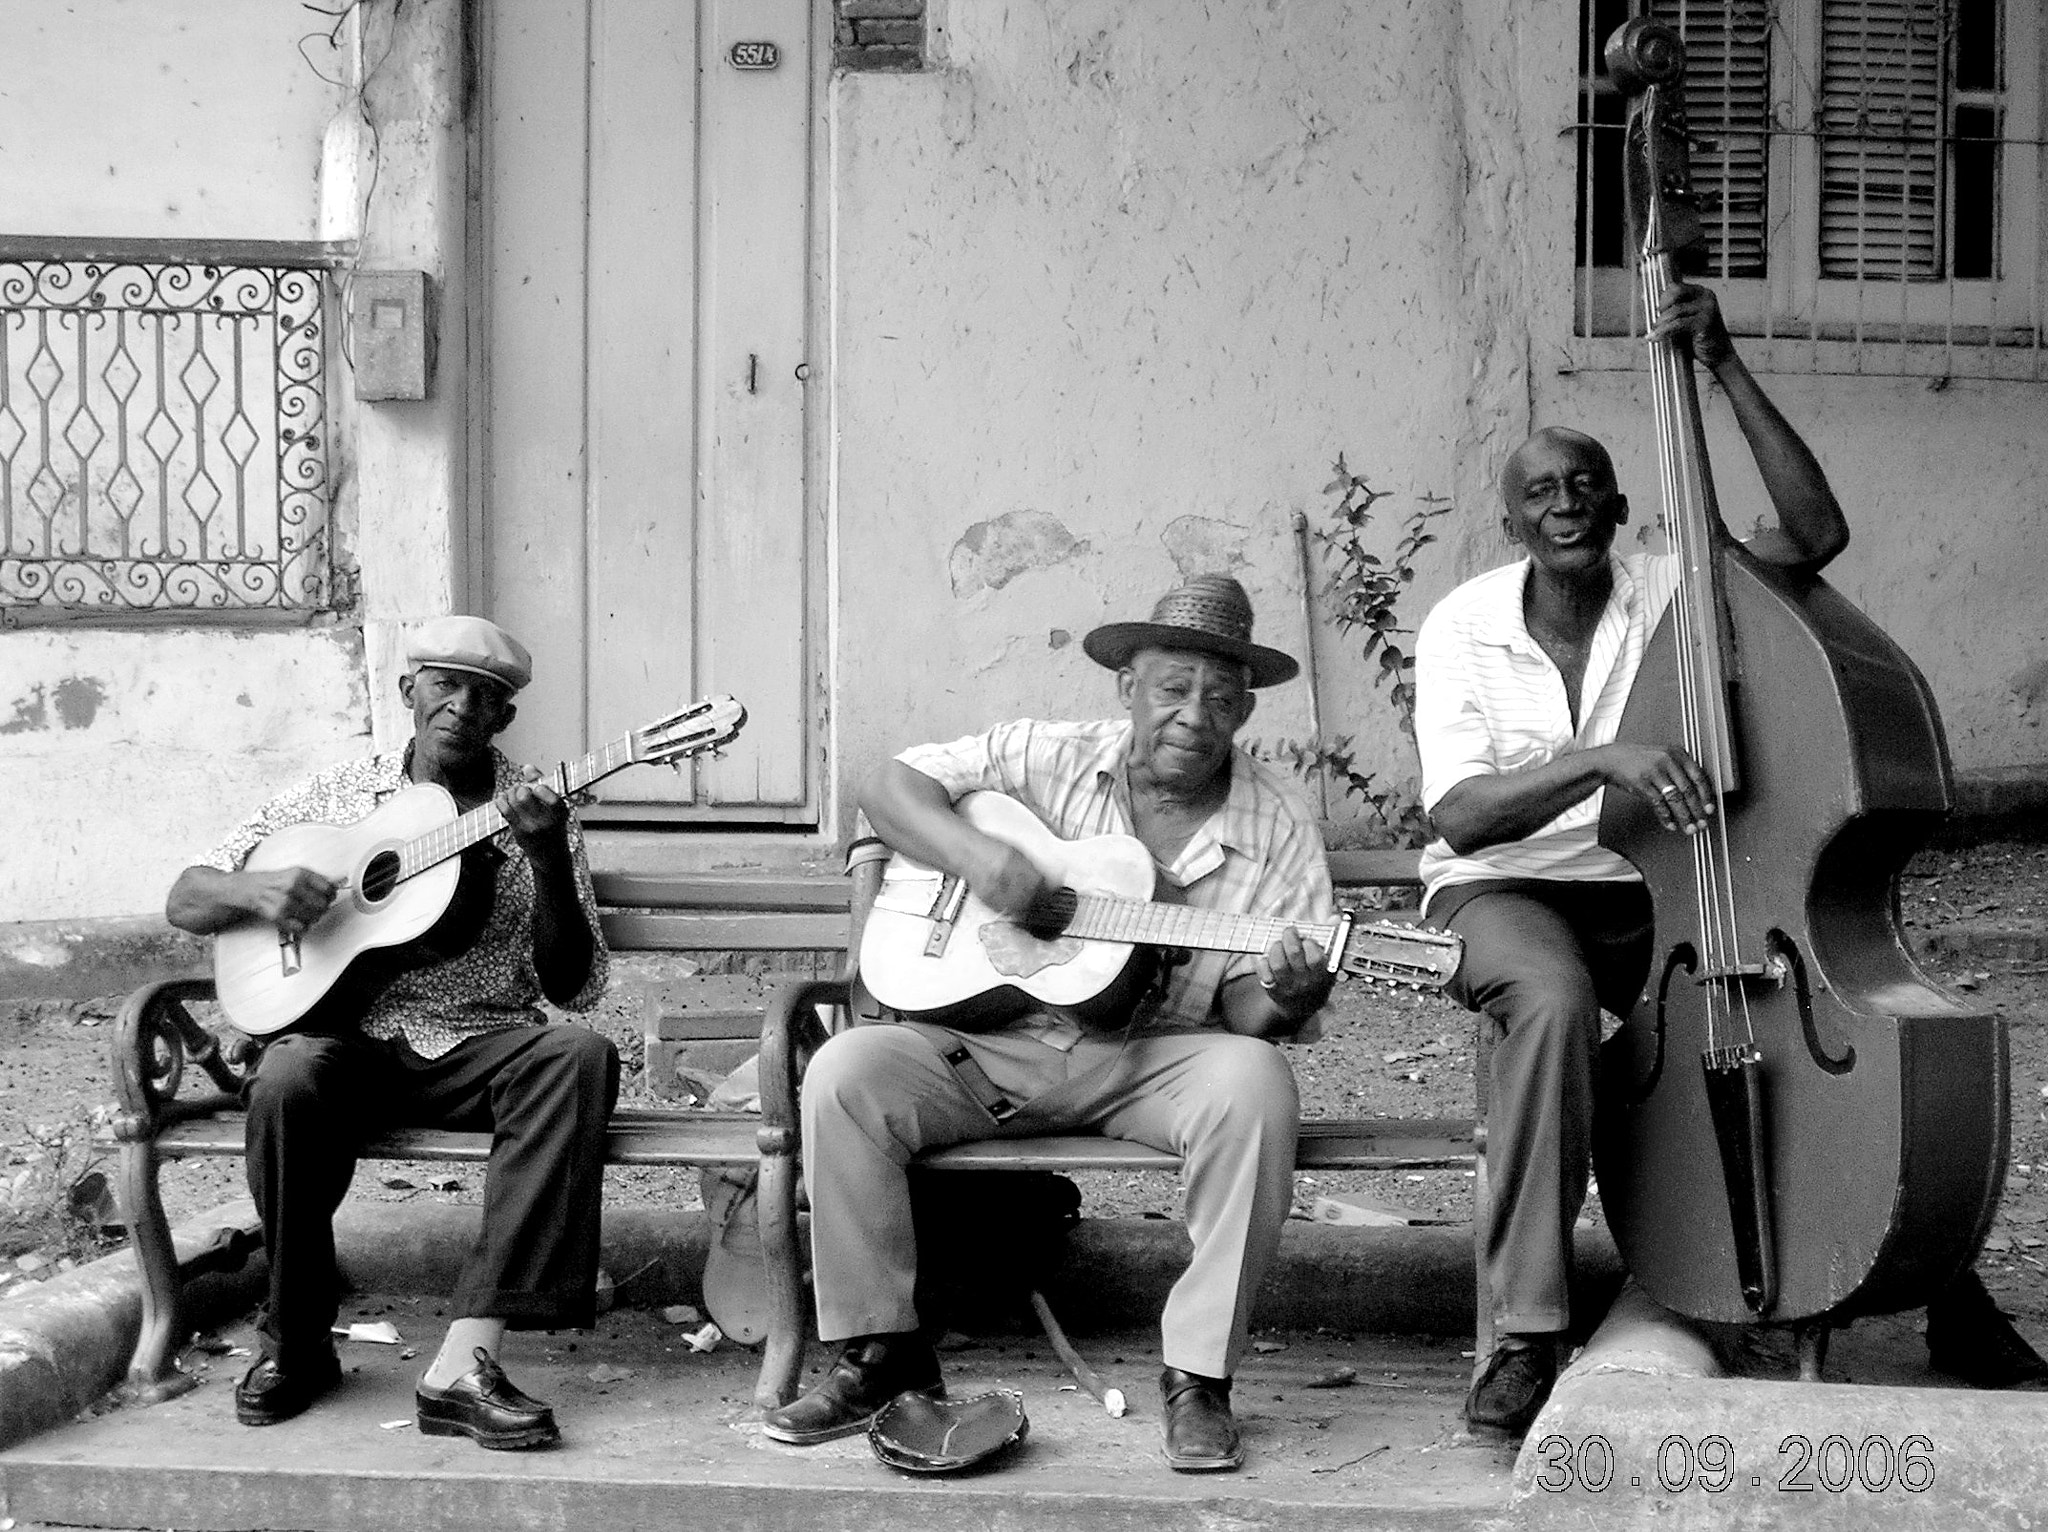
[[1021, 888, 1078, 941], [360, 851, 402, 904]]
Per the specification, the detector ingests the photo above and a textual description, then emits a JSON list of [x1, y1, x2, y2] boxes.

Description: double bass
[[1590, 20, 2007, 1345]]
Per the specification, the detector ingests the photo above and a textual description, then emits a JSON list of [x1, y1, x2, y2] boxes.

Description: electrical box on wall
[[350, 270, 432, 400]]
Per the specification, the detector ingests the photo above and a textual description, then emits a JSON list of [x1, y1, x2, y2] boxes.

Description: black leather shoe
[[234, 1348, 341, 1427], [1159, 1366, 1242, 1472], [761, 1333, 944, 1445], [416, 1348, 561, 1450], [1464, 1336, 1557, 1440], [1928, 1273, 2048, 1389]]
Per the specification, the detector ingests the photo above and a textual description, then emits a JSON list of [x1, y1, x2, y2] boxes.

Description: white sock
[[423, 1317, 508, 1390]]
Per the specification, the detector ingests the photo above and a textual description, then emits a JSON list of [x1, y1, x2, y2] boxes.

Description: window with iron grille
[[1574, 0, 2044, 378], [0, 240, 334, 623]]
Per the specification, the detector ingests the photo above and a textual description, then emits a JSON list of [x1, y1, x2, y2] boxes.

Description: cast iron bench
[[106, 870, 849, 1408], [109, 849, 1480, 1414]]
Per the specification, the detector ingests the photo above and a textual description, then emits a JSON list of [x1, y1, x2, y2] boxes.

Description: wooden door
[[478, 0, 814, 820]]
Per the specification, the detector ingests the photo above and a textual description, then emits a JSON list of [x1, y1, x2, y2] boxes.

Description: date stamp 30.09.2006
[[1531, 1433, 1937, 1498]]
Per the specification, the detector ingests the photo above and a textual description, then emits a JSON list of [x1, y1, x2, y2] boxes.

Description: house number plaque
[[729, 41, 780, 70]]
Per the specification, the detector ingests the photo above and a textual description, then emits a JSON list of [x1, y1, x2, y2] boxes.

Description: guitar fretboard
[[396, 736, 638, 880], [1055, 894, 1338, 957]]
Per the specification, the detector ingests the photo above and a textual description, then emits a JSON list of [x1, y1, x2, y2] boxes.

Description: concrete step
[[0, 1298, 1518, 1532]]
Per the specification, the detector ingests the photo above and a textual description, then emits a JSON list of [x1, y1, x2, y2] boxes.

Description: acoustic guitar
[[860, 790, 1462, 1030], [214, 695, 748, 1036]]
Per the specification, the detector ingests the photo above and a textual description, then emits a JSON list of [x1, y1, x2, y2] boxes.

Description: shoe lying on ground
[[1464, 1336, 1557, 1440], [234, 1347, 342, 1427], [1159, 1366, 1243, 1472], [416, 1348, 561, 1450], [1927, 1273, 2048, 1389], [761, 1333, 944, 1445]]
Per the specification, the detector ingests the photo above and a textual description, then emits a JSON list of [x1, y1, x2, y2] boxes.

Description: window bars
[[1574, 0, 2045, 380], [0, 241, 333, 619]]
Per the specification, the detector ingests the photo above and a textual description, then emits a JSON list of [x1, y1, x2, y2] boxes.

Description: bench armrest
[[111, 976, 247, 1135]]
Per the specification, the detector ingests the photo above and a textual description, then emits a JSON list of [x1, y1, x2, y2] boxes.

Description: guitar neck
[[1061, 894, 1337, 958], [397, 736, 636, 880]]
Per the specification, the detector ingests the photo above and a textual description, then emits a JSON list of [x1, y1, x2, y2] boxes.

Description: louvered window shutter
[[1654, 1, 1773, 278], [1819, 0, 1946, 279]]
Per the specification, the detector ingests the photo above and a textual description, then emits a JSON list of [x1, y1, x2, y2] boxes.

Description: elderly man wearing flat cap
[[166, 615, 617, 1450], [762, 574, 1336, 1473]]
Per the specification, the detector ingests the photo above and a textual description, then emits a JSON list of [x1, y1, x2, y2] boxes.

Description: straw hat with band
[[1081, 573, 1297, 689]]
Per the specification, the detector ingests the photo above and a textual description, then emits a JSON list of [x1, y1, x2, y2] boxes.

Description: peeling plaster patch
[[1049, 628, 1072, 650], [2008, 659, 2048, 724], [1161, 516, 1252, 577], [0, 685, 48, 734], [50, 676, 108, 730], [949, 511, 1091, 596]]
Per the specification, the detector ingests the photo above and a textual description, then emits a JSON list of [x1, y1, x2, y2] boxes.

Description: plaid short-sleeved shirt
[[198, 747, 610, 1057], [855, 718, 1335, 1042]]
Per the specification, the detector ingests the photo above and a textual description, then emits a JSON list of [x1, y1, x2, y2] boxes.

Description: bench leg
[[754, 1121, 806, 1409], [116, 1135, 199, 1403], [753, 977, 845, 1409]]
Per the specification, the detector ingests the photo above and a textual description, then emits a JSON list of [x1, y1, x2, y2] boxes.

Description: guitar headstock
[[1335, 917, 1464, 992], [631, 695, 749, 769]]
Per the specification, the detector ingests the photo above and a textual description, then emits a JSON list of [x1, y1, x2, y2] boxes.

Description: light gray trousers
[[800, 1020, 1299, 1379]]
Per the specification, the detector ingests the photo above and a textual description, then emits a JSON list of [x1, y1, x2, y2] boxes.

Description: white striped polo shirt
[[1413, 552, 1681, 911]]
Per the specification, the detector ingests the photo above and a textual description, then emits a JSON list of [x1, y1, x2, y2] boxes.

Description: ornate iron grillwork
[[0, 248, 330, 615]]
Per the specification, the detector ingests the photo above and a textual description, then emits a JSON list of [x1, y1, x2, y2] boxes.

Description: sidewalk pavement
[[6, 1203, 2046, 1529], [3, 1199, 1622, 1451]]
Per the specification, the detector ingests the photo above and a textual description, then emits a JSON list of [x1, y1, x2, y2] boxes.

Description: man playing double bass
[[1414, 281, 2044, 1439]]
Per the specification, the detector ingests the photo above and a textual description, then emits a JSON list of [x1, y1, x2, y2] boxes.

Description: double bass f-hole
[[1625, 942, 1695, 1105], [1767, 928, 1854, 1076]]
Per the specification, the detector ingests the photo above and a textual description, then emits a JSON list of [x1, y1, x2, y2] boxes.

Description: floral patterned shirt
[[198, 747, 609, 1057]]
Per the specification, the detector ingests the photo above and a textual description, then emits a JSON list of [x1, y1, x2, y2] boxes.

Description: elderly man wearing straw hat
[[761, 574, 1337, 1472], [166, 616, 618, 1450]]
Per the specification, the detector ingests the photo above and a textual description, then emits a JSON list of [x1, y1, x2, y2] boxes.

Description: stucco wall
[[0, 1, 462, 924], [1538, 369, 2048, 772], [3, 1, 339, 241], [827, 0, 2042, 842], [828, 0, 1551, 833]]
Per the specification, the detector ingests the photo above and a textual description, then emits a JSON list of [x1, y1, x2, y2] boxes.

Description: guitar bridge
[[924, 875, 969, 958], [278, 931, 303, 978]]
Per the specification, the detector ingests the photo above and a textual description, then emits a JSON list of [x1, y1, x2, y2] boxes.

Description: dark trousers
[[242, 1022, 620, 1365], [1436, 881, 1653, 1336]]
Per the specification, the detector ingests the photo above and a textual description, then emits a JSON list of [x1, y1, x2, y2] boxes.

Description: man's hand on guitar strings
[[1255, 926, 1336, 1020], [961, 834, 1052, 920], [247, 867, 340, 941], [498, 766, 572, 857]]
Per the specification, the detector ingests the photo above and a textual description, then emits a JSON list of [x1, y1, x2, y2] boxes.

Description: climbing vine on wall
[[1257, 454, 1450, 847]]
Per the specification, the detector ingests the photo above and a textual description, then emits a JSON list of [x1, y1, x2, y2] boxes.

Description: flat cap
[[404, 615, 533, 693]]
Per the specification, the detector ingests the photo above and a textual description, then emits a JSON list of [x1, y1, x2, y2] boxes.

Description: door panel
[[481, 0, 813, 817], [695, 0, 811, 806], [588, 0, 701, 802]]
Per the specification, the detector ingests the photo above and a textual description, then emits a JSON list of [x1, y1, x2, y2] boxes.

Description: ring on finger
[[1656, 783, 1680, 797]]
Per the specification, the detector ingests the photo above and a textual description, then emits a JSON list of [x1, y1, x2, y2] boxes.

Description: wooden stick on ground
[[1030, 1288, 1127, 1417]]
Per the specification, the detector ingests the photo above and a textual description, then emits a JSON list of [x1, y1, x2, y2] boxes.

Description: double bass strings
[[1639, 233, 1755, 1058]]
